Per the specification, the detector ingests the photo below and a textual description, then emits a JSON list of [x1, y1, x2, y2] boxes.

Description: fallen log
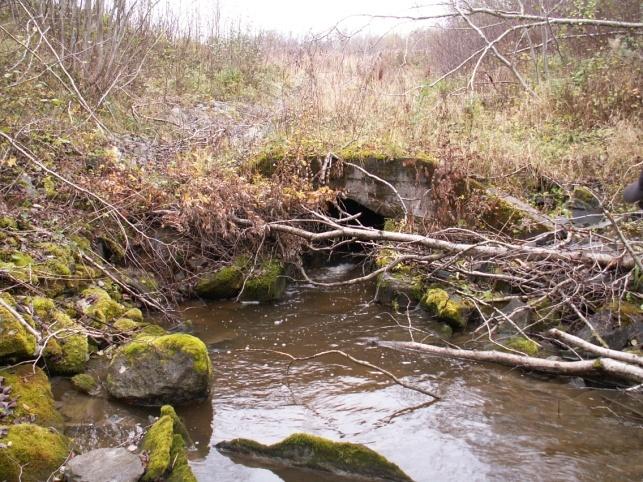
[[547, 328, 643, 367], [232, 218, 636, 269], [377, 340, 643, 384]]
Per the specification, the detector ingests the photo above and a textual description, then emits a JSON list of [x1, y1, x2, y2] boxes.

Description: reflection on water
[[54, 263, 643, 481]]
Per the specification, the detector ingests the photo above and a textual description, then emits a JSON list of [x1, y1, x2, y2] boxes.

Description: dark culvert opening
[[303, 198, 386, 267]]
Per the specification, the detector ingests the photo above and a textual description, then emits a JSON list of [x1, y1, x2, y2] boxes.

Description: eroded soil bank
[[53, 263, 643, 482]]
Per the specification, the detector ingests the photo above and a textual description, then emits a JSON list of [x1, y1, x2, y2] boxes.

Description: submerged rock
[[0, 424, 69, 482], [216, 433, 413, 482], [420, 288, 472, 331], [65, 447, 144, 482], [0, 365, 63, 428], [141, 405, 197, 481], [106, 334, 212, 405]]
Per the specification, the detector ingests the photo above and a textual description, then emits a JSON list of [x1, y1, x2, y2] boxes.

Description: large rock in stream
[[216, 433, 413, 482], [106, 334, 212, 405], [65, 447, 144, 482]]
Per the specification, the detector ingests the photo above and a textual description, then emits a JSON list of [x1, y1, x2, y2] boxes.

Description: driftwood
[[377, 340, 643, 384]]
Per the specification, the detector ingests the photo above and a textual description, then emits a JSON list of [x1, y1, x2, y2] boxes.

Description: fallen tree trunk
[[254, 221, 635, 269], [377, 340, 643, 384], [547, 328, 643, 368]]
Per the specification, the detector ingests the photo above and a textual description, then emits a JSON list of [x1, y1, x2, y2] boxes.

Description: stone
[[420, 288, 472, 331], [216, 433, 412, 482], [579, 302, 643, 350], [0, 424, 69, 482], [141, 406, 197, 482], [0, 293, 37, 360], [106, 334, 212, 405], [375, 272, 423, 308], [0, 365, 64, 428], [65, 447, 144, 482]]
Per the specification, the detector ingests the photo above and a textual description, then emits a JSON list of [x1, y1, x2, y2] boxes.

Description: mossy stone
[[0, 365, 64, 427], [42, 311, 88, 374], [0, 293, 37, 359], [113, 318, 141, 332], [107, 334, 211, 405], [420, 288, 470, 331], [504, 336, 540, 356], [0, 217, 18, 230], [71, 373, 98, 395], [0, 424, 69, 482], [167, 434, 197, 482], [142, 415, 174, 481], [217, 433, 412, 482], [195, 265, 245, 299], [81, 287, 127, 324], [241, 260, 286, 302]]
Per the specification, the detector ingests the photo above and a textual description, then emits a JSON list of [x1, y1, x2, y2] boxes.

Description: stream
[[53, 263, 643, 482]]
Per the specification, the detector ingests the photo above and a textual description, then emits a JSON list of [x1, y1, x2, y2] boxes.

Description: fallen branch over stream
[[377, 341, 643, 384], [233, 218, 637, 269]]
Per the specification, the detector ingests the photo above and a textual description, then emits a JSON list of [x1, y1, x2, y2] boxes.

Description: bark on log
[[378, 340, 643, 384]]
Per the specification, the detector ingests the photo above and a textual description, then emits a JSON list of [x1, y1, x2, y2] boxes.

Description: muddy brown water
[[53, 263, 643, 482]]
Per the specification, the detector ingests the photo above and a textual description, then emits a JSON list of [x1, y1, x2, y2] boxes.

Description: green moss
[[160, 405, 192, 445], [0, 424, 69, 482], [69, 234, 91, 251], [420, 288, 469, 331], [113, 318, 141, 332], [8, 252, 33, 267], [167, 434, 197, 482], [0, 217, 18, 230], [71, 373, 98, 394], [121, 307, 143, 323], [0, 365, 64, 427], [142, 415, 174, 481], [195, 263, 245, 299], [504, 336, 540, 356], [137, 324, 168, 337], [81, 287, 127, 323], [43, 175, 56, 198], [242, 260, 286, 302], [29, 296, 55, 318], [42, 310, 88, 374], [217, 433, 412, 482], [36, 242, 73, 261], [120, 334, 211, 375], [0, 293, 37, 359]]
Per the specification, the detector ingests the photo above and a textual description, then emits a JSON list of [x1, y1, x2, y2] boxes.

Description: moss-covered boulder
[[0, 424, 70, 482], [195, 264, 245, 299], [106, 334, 212, 405], [241, 260, 286, 302], [0, 293, 37, 360], [420, 288, 472, 331], [196, 258, 287, 302], [0, 365, 63, 428], [141, 406, 196, 481], [216, 433, 412, 482]]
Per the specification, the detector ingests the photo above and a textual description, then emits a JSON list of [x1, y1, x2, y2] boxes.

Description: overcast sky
[[163, 0, 445, 36]]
